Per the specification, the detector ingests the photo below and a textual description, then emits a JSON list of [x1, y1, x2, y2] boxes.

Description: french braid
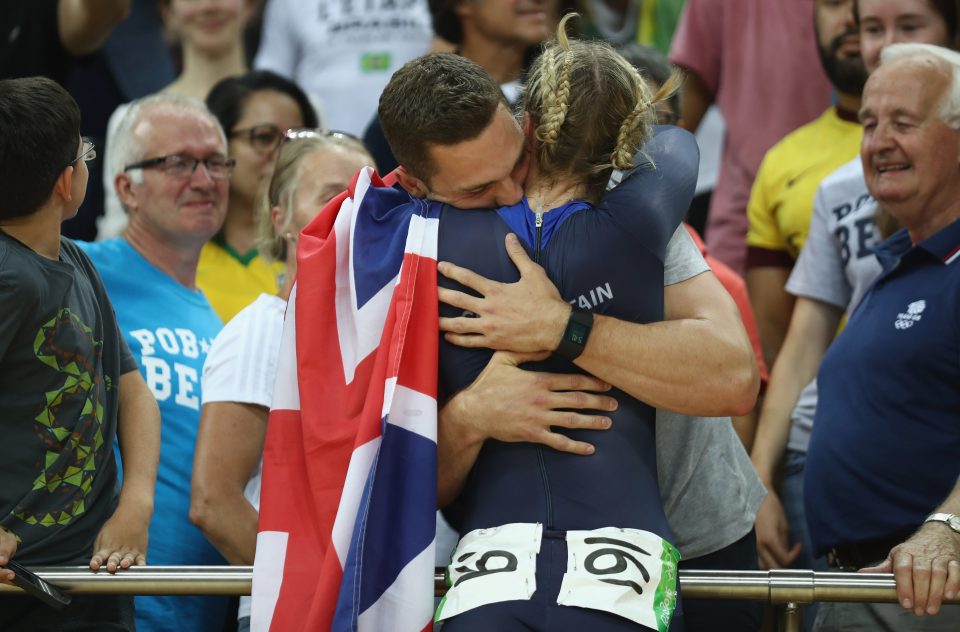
[[536, 39, 573, 162], [523, 13, 683, 201]]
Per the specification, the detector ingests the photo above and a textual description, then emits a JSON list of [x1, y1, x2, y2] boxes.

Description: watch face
[[569, 322, 589, 345], [949, 516, 960, 532]]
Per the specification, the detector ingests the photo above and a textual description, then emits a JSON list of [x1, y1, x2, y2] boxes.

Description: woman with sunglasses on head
[[189, 131, 372, 632], [198, 71, 320, 323]]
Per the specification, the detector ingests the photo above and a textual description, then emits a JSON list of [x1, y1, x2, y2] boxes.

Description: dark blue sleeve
[[597, 125, 699, 259]]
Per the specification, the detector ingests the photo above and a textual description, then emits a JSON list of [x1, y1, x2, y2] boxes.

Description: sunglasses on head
[[230, 125, 362, 152]]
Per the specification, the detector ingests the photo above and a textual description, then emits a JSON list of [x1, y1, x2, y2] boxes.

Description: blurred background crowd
[[2, 0, 960, 630]]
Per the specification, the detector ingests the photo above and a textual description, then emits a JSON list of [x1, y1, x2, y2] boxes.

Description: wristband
[[555, 307, 593, 361]]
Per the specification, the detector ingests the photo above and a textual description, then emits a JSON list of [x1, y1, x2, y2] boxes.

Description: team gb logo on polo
[[895, 300, 926, 330]]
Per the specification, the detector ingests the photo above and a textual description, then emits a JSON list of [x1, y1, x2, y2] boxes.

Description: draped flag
[[251, 167, 439, 632]]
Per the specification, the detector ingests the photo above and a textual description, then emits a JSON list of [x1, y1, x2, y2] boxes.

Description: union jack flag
[[250, 167, 439, 631]]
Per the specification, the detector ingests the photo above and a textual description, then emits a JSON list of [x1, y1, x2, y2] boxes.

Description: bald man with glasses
[[77, 92, 233, 632]]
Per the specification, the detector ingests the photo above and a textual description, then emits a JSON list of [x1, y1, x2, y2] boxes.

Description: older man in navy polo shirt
[[805, 43, 960, 631]]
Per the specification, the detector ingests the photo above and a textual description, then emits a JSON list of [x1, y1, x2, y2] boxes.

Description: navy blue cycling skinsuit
[[435, 126, 700, 631]]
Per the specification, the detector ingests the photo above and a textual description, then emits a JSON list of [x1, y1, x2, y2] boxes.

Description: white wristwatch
[[924, 513, 960, 534]]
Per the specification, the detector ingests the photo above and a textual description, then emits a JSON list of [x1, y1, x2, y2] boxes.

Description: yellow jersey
[[196, 239, 285, 324], [746, 106, 862, 264]]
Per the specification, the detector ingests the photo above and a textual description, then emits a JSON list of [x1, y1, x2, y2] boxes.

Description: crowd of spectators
[[1, 0, 959, 631]]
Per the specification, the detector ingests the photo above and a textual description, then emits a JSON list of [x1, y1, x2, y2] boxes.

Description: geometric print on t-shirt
[[12, 307, 107, 528]]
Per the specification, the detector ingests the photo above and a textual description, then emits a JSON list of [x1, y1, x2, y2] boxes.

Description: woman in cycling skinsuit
[[434, 17, 699, 632]]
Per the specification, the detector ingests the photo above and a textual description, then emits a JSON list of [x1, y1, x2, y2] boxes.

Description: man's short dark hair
[[378, 53, 506, 181], [0, 77, 81, 220]]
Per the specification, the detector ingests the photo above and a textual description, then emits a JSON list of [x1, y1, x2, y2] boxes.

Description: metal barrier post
[[769, 569, 815, 604], [779, 602, 802, 632]]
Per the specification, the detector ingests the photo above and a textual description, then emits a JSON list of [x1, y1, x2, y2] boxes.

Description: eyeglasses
[[123, 154, 236, 179], [230, 125, 364, 153], [69, 137, 96, 166], [230, 124, 286, 153]]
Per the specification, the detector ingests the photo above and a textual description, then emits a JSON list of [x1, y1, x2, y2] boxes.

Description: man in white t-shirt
[[364, 0, 552, 173], [254, 0, 434, 135]]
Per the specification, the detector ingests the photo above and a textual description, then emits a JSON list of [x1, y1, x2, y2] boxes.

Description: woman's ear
[[522, 112, 536, 142], [271, 205, 285, 236]]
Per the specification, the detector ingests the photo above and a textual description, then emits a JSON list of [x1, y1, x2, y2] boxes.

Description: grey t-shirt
[[0, 234, 136, 564], [783, 159, 883, 453], [657, 227, 767, 559]]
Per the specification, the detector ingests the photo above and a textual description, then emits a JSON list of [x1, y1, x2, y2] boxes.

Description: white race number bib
[[435, 522, 543, 622], [557, 527, 680, 631]]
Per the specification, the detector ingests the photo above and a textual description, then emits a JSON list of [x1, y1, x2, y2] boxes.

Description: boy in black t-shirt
[[0, 76, 159, 631]]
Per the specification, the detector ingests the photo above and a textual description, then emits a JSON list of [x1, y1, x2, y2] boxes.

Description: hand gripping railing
[[1, 567, 957, 632]]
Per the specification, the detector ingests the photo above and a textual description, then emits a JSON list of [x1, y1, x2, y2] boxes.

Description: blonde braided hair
[[611, 90, 653, 170], [534, 36, 573, 163], [611, 67, 683, 170], [523, 13, 682, 202]]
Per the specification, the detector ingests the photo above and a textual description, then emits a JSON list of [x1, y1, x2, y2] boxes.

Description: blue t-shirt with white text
[[79, 238, 228, 632]]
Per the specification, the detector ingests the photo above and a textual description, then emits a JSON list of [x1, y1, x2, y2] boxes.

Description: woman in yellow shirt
[[198, 70, 319, 322]]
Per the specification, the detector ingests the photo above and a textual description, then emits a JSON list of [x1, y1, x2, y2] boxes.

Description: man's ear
[[115, 173, 138, 213], [394, 166, 429, 199]]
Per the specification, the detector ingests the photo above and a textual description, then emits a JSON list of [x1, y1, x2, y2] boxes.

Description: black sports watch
[[554, 307, 594, 361]]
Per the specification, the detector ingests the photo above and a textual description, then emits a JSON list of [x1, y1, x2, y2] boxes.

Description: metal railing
[[2, 567, 956, 631], [0, 566, 250, 596]]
